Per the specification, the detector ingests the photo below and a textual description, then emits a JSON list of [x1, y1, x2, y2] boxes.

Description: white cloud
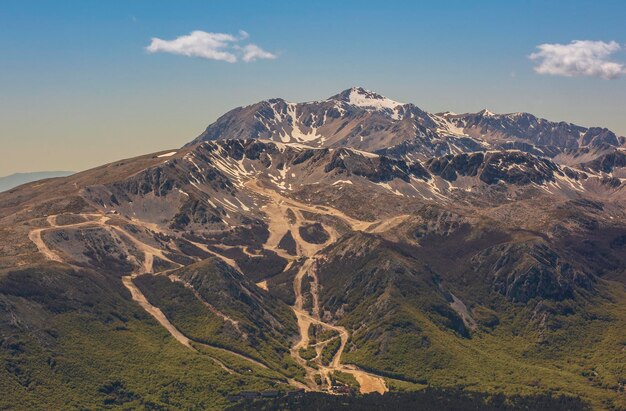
[[241, 44, 277, 62], [146, 30, 276, 63], [529, 40, 626, 79]]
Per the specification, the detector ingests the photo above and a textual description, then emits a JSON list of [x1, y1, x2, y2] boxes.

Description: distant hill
[[0, 171, 74, 192]]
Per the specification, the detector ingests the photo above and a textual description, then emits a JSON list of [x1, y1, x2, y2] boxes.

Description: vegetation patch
[[331, 371, 359, 389], [229, 389, 591, 411], [320, 337, 341, 366], [299, 346, 317, 361], [278, 230, 297, 255], [299, 223, 330, 244]]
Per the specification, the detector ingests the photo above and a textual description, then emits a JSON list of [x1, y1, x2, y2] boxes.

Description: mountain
[[1, 91, 625, 409], [190, 87, 625, 162], [0, 171, 74, 193]]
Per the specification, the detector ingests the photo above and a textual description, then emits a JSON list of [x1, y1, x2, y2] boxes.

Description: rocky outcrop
[[472, 240, 594, 302], [324, 148, 430, 182], [447, 111, 620, 150], [579, 150, 626, 173], [427, 151, 568, 185]]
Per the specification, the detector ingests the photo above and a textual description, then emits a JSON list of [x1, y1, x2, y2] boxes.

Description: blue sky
[[1, 0, 625, 175]]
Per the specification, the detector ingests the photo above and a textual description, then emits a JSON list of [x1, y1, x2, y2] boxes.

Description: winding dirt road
[[26, 213, 266, 374], [27, 176, 400, 394], [247, 179, 388, 394]]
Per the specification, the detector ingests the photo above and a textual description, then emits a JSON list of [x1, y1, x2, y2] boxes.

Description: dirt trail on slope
[[46, 215, 57, 226], [28, 228, 63, 262], [170, 274, 246, 338], [26, 213, 266, 374], [368, 214, 411, 234], [246, 179, 388, 394], [188, 240, 241, 271], [27, 214, 196, 350], [28, 214, 110, 263], [107, 227, 267, 369], [121, 274, 194, 349], [247, 180, 373, 232], [26, 177, 405, 393]]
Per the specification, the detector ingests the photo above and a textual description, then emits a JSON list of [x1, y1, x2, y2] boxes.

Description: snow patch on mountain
[[284, 103, 324, 143], [331, 87, 405, 119], [157, 151, 177, 158], [345, 87, 403, 110]]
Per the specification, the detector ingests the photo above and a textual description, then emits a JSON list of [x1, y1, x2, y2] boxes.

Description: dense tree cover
[[229, 388, 591, 411]]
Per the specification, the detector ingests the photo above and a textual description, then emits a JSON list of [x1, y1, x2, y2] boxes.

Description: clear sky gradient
[[1, 0, 625, 175]]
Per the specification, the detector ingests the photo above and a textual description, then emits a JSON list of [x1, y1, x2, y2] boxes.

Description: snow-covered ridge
[[343, 87, 404, 110], [328, 86, 405, 120], [191, 87, 624, 162], [478, 109, 495, 117]]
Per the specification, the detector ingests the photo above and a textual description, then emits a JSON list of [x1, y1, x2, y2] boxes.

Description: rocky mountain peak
[[328, 86, 405, 110], [189, 89, 625, 165]]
